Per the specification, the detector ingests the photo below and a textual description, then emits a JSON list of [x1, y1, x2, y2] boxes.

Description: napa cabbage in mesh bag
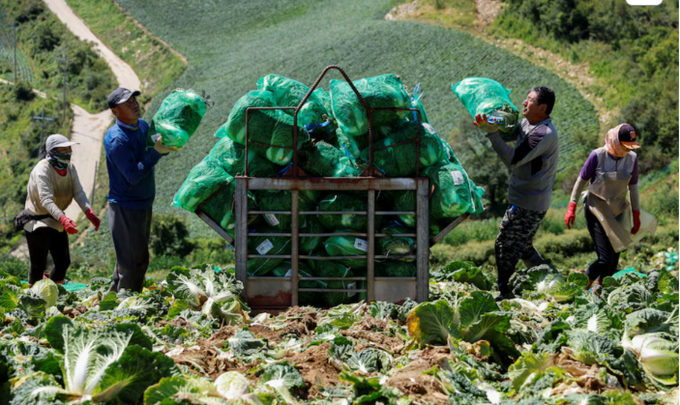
[[247, 230, 292, 276], [306, 258, 356, 307], [324, 232, 369, 269], [200, 182, 259, 237], [149, 89, 207, 148], [257, 74, 332, 130], [209, 136, 279, 177], [172, 155, 232, 212], [254, 190, 317, 231], [452, 77, 519, 141], [330, 74, 410, 137], [376, 261, 416, 277], [335, 127, 368, 160], [380, 224, 415, 262], [300, 141, 361, 177], [422, 162, 475, 219], [300, 215, 323, 254], [318, 193, 370, 231]]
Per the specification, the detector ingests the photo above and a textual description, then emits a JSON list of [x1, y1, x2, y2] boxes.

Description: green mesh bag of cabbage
[[379, 224, 415, 262], [215, 89, 310, 166], [422, 162, 481, 219], [376, 261, 416, 277], [300, 141, 361, 177], [254, 190, 317, 231], [306, 258, 357, 307], [149, 89, 207, 148], [199, 182, 259, 237], [330, 74, 411, 137], [318, 193, 372, 231], [324, 232, 369, 269], [247, 231, 292, 276], [360, 120, 447, 176], [209, 136, 279, 178], [452, 77, 519, 141], [172, 156, 232, 212], [257, 74, 333, 131]]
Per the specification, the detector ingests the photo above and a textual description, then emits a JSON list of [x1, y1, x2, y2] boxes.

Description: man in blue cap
[[104, 87, 176, 293]]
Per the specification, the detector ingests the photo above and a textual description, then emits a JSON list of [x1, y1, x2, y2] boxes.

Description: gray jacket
[[486, 117, 559, 212]]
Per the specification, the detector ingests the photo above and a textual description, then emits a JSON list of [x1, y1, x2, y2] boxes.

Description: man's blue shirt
[[104, 118, 162, 209]]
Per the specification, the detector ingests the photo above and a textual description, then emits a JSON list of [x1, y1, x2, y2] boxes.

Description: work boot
[[522, 250, 549, 269], [494, 289, 514, 302]]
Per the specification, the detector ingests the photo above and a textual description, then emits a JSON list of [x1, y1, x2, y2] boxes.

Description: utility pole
[[12, 23, 18, 83], [32, 105, 55, 156], [55, 44, 73, 122]]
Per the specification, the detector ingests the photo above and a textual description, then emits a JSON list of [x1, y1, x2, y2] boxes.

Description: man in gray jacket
[[474, 86, 558, 300]]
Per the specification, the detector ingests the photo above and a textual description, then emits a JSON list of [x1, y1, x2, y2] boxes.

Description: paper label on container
[[422, 122, 436, 135], [354, 238, 368, 252], [264, 213, 280, 226], [284, 269, 293, 278], [256, 239, 274, 255], [347, 282, 357, 297], [451, 171, 465, 186]]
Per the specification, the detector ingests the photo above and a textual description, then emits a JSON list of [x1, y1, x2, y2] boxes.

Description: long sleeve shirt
[[104, 119, 162, 209], [24, 160, 91, 232], [486, 117, 559, 212]]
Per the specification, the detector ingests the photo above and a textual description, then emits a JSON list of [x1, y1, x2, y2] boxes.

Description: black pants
[[585, 207, 620, 281], [108, 203, 153, 293], [25, 227, 70, 284]]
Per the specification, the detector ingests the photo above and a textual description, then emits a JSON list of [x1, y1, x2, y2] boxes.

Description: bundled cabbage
[[300, 141, 361, 177], [324, 231, 369, 269], [200, 181, 259, 237], [318, 193, 369, 231], [379, 224, 415, 262], [306, 259, 356, 307], [256, 74, 330, 129], [150, 89, 207, 147], [172, 156, 231, 212], [247, 231, 292, 276]]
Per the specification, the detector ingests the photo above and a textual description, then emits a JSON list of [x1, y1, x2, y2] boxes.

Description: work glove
[[473, 113, 499, 134], [631, 210, 641, 235], [58, 215, 78, 235], [85, 208, 100, 231], [564, 202, 577, 229]]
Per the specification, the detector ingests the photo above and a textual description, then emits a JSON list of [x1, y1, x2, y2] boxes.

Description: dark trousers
[[25, 227, 70, 284], [495, 205, 547, 293], [108, 203, 153, 293], [585, 207, 620, 281]]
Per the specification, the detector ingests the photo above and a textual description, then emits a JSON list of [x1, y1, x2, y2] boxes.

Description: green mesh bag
[[329, 74, 411, 137], [379, 224, 415, 262], [200, 182, 259, 237], [318, 193, 368, 231], [421, 162, 474, 219], [300, 215, 323, 254], [300, 141, 361, 177], [391, 190, 416, 227], [149, 89, 207, 148], [467, 178, 485, 215], [172, 156, 232, 212], [360, 120, 446, 176], [452, 77, 519, 141], [324, 231, 368, 269], [335, 128, 368, 160], [254, 190, 316, 231], [216, 89, 310, 165], [306, 258, 356, 307], [376, 262, 416, 277], [257, 74, 332, 129], [209, 136, 279, 177], [247, 230, 292, 276], [267, 261, 311, 278]]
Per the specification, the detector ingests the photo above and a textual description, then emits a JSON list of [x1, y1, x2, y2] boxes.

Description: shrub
[[150, 214, 195, 258], [0, 252, 28, 279], [13, 81, 34, 101]]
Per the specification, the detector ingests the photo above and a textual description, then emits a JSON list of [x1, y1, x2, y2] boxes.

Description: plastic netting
[[452, 77, 519, 141], [300, 141, 361, 177], [360, 120, 446, 176], [257, 74, 331, 129], [172, 155, 232, 212], [324, 232, 369, 269], [318, 193, 370, 231], [422, 162, 477, 219], [300, 215, 323, 254], [335, 128, 368, 160], [306, 259, 356, 307], [329, 74, 410, 137], [209, 136, 279, 178], [150, 89, 207, 148], [247, 231, 292, 276], [200, 182, 259, 237], [379, 224, 415, 262], [254, 190, 317, 231], [375, 262, 416, 277], [390, 191, 417, 227]]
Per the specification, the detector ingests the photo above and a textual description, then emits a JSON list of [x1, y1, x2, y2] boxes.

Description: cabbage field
[[0, 250, 677, 404]]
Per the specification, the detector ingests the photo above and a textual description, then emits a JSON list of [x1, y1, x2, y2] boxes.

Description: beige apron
[[585, 157, 657, 252]]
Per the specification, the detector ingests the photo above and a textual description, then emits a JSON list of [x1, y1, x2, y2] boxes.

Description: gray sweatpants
[[108, 203, 152, 292]]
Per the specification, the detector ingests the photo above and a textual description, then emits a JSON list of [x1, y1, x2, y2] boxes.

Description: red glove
[[85, 208, 100, 231], [58, 215, 78, 235], [632, 210, 641, 235], [565, 202, 577, 230]]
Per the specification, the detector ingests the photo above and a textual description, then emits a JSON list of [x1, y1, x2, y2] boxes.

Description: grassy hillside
[[107, 0, 599, 237]]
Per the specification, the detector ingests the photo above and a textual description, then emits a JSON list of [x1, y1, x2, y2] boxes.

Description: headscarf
[[604, 124, 630, 158], [46, 149, 71, 171]]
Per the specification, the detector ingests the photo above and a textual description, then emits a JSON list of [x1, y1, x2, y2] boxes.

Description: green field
[[108, 0, 598, 238]]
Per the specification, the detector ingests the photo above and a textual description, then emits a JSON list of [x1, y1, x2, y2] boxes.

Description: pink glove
[[565, 202, 577, 230], [85, 208, 100, 231], [58, 215, 78, 235], [632, 210, 641, 235]]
